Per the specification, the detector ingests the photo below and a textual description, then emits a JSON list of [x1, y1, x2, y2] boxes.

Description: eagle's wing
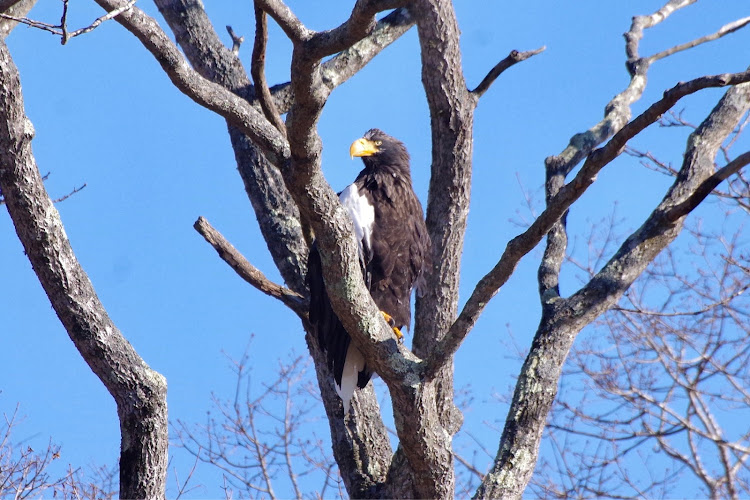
[[307, 183, 375, 414]]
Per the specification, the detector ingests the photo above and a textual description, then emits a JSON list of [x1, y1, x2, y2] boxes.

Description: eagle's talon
[[394, 326, 404, 344], [380, 311, 404, 342]]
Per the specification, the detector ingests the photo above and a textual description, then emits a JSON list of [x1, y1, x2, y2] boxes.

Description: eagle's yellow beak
[[350, 138, 379, 159]]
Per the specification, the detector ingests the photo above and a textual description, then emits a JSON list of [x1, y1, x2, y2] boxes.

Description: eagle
[[307, 129, 431, 414]]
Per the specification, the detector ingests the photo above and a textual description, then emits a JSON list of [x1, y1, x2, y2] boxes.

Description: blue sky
[[2, 1, 749, 497]]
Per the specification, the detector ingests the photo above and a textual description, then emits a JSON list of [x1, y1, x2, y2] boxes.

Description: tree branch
[[470, 46, 545, 99], [252, 4, 287, 138], [0, 0, 135, 44], [304, 0, 406, 59], [92, 0, 290, 167], [193, 216, 306, 319], [225, 25, 243, 55], [665, 150, 750, 221], [648, 15, 750, 64], [0, 38, 167, 500], [475, 65, 750, 500], [254, 0, 311, 44], [422, 68, 750, 382]]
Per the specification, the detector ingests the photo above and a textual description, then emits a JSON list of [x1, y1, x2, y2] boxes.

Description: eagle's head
[[350, 129, 410, 174]]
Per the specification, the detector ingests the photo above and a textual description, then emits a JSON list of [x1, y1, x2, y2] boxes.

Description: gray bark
[[0, 38, 168, 500], [0, 0, 36, 38]]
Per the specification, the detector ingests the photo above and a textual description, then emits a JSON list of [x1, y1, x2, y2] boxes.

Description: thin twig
[[0, 0, 136, 44], [173, 451, 201, 500], [193, 216, 307, 319], [52, 183, 87, 203], [65, 0, 136, 44], [649, 16, 750, 63]]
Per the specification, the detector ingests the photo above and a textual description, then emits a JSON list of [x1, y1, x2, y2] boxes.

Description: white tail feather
[[335, 345, 365, 414]]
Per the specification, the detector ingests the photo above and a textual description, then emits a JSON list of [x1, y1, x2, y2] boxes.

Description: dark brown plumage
[[307, 129, 431, 412]]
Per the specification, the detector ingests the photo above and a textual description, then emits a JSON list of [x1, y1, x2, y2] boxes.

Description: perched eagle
[[307, 129, 431, 414]]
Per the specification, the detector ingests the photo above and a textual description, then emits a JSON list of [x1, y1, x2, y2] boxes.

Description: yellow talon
[[380, 311, 404, 343]]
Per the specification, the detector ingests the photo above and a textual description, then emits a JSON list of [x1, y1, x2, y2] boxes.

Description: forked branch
[[0, 0, 135, 44]]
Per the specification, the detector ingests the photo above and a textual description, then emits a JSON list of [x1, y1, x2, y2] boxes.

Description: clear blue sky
[[2, 1, 749, 497]]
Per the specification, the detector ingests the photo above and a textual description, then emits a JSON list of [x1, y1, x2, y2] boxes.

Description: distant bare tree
[[533, 205, 750, 498], [0, 403, 117, 500]]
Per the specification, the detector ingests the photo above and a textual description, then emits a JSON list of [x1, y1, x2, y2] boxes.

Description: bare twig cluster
[[0, 403, 117, 499], [0, 0, 135, 44], [537, 224, 750, 499], [174, 350, 340, 499]]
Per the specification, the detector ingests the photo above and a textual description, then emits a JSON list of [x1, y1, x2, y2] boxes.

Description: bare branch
[[92, 0, 290, 166], [254, 0, 311, 44], [304, 0, 407, 59], [225, 25, 243, 55], [666, 150, 750, 221], [1, 174, 85, 205], [422, 69, 750, 381], [51, 182, 87, 203], [252, 4, 287, 138], [0, 0, 136, 44], [648, 16, 750, 64], [470, 46, 546, 99], [193, 216, 307, 319]]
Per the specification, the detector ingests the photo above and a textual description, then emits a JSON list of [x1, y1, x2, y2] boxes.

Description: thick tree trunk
[[0, 39, 168, 499]]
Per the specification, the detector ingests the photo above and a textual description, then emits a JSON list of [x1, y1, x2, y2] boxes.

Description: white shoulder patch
[[339, 184, 374, 256]]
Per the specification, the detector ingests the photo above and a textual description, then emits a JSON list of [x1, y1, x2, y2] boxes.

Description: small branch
[[60, 0, 69, 43], [252, 3, 287, 138], [64, 0, 136, 44], [0, 0, 136, 44], [615, 280, 750, 317], [470, 46, 545, 99], [225, 25, 244, 55], [648, 16, 750, 64], [2, 178, 86, 205], [453, 451, 485, 481], [193, 216, 307, 319], [0, 12, 59, 35], [52, 182, 87, 203], [666, 150, 750, 221]]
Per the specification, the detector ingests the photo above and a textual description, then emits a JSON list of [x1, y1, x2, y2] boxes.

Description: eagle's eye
[[375, 140, 382, 146]]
